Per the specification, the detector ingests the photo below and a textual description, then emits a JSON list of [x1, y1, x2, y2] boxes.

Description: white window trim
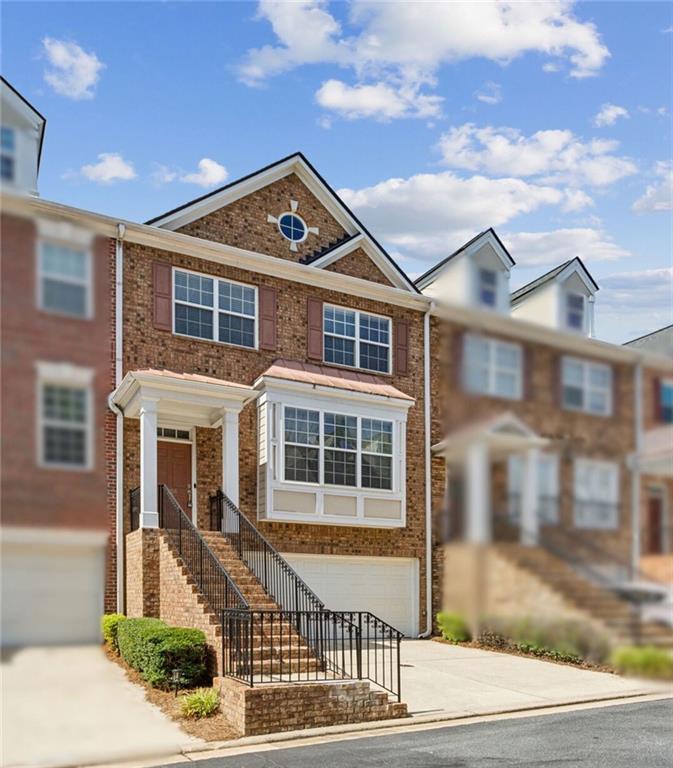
[[258, 382, 410, 529], [35, 361, 94, 472], [573, 457, 620, 530], [172, 266, 259, 350], [463, 334, 523, 400], [36, 238, 93, 320], [323, 303, 392, 375], [562, 356, 612, 416], [564, 292, 586, 334]]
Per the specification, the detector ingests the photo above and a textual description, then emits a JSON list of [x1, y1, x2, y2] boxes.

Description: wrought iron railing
[[159, 484, 249, 612], [209, 490, 325, 613], [221, 609, 403, 700]]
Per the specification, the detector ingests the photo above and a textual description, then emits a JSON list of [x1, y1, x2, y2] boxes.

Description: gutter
[[630, 360, 643, 579], [419, 301, 436, 637]]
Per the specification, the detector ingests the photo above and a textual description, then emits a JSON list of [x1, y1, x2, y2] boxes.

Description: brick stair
[[496, 543, 673, 648]]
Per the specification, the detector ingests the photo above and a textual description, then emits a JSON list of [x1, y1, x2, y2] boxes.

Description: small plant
[[610, 646, 673, 680], [180, 688, 220, 719], [101, 614, 127, 653], [436, 612, 471, 643]]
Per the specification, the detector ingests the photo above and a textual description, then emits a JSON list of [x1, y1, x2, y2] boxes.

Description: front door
[[646, 494, 664, 554], [158, 440, 192, 513]]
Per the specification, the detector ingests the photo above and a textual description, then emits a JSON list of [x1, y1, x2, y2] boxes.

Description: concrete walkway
[[1, 645, 201, 768], [400, 640, 671, 717]]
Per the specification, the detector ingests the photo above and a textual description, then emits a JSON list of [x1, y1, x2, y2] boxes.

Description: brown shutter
[[307, 298, 323, 360], [394, 319, 409, 375], [153, 261, 172, 331], [259, 286, 277, 350], [653, 377, 662, 422]]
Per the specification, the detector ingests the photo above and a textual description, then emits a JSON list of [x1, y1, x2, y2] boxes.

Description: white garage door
[[282, 553, 419, 636], [1, 540, 105, 646]]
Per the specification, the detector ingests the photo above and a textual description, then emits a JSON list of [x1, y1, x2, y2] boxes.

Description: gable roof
[[146, 152, 419, 294], [510, 256, 599, 306], [415, 228, 515, 291], [0, 76, 46, 168]]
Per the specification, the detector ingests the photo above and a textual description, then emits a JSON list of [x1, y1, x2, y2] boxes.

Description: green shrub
[[610, 646, 673, 679], [180, 687, 220, 719], [117, 618, 208, 689], [101, 614, 127, 653], [436, 612, 471, 643]]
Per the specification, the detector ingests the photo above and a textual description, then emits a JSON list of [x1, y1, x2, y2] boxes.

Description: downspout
[[109, 223, 126, 613], [631, 358, 643, 580], [419, 301, 436, 637]]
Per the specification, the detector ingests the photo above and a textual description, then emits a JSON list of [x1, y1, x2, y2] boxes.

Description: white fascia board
[[1, 192, 429, 312], [1, 83, 45, 130], [557, 260, 598, 296], [465, 230, 513, 272]]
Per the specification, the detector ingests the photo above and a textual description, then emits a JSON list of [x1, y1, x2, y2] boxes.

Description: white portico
[[111, 369, 257, 527], [433, 412, 548, 546]]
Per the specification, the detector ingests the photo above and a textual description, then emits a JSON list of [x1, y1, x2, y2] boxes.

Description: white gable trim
[[557, 260, 598, 296]]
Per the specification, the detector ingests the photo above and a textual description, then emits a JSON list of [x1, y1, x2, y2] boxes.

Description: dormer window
[[1, 126, 15, 182], [566, 293, 585, 332], [478, 268, 498, 308]]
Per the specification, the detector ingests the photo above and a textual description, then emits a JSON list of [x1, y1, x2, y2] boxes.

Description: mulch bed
[[432, 636, 617, 674], [104, 645, 239, 742]]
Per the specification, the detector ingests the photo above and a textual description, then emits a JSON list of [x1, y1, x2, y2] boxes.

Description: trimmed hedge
[[101, 614, 127, 653], [117, 617, 208, 689]]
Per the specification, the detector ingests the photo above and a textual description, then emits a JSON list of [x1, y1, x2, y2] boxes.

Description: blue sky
[[2, 1, 672, 343]]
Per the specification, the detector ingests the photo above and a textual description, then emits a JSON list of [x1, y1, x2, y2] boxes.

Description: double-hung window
[[573, 458, 619, 529], [562, 357, 612, 416], [478, 268, 498, 308], [40, 382, 91, 469], [283, 406, 393, 490], [507, 453, 559, 524], [566, 293, 585, 332], [323, 305, 391, 374], [1, 126, 15, 182], [463, 334, 522, 400], [173, 268, 257, 348], [38, 241, 91, 317]]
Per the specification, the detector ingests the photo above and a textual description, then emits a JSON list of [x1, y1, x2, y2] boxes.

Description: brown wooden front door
[[646, 495, 664, 554], [158, 440, 192, 513]]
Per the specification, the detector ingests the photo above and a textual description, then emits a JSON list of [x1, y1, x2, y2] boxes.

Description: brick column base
[[125, 528, 160, 617]]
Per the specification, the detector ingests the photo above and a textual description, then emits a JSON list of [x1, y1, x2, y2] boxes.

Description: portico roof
[[433, 411, 548, 463], [110, 369, 258, 427]]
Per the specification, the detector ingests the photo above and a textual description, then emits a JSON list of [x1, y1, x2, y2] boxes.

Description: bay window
[[323, 305, 391, 374]]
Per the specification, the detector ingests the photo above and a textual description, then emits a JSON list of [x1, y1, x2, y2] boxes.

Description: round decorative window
[[277, 212, 308, 243]]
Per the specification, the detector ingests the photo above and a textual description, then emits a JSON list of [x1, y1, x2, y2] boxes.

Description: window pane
[[567, 294, 584, 310], [324, 334, 355, 366], [359, 314, 390, 345], [284, 408, 319, 446], [495, 371, 517, 398], [1, 127, 14, 151], [324, 307, 355, 337], [218, 313, 255, 348], [563, 385, 584, 409], [175, 271, 213, 307], [361, 454, 392, 489], [175, 303, 213, 339], [588, 390, 608, 414], [0, 155, 14, 181], [361, 419, 393, 455], [219, 281, 255, 317], [324, 413, 357, 450], [44, 426, 86, 466], [284, 445, 319, 483], [42, 279, 87, 316], [360, 341, 389, 372], [495, 344, 519, 371], [589, 365, 610, 389], [562, 360, 583, 386], [324, 450, 356, 486], [43, 385, 86, 423], [465, 364, 489, 394], [41, 244, 87, 280]]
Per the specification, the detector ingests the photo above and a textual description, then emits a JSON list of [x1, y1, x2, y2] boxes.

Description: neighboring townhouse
[[420, 229, 673, 646], [0, 78, 112, 645]]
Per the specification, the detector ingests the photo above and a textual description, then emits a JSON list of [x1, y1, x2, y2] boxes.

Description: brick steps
[[496, 543, 673, 648]]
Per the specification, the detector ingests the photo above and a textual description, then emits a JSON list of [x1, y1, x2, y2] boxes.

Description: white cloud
[[338, 171, 582, 260], [240, 1, 609, 120], [632, 161, 673, 213], [42, 37, 104, 100], [437, 123, 637, 187], [80, 153, 136, 183], [151, 164, 178, 184], [599, 268, 673, 341], [315, 79, 442, 120], [504, 228, 630, 267], [475, 81, 502, 105], [181, 158, 228, 188], [594, 103, 629, 127]]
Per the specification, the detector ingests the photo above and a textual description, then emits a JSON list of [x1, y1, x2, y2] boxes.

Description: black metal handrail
[[209, 490, 325, 613], [221, 609, 403, 701], [160, 485, 249, 612]]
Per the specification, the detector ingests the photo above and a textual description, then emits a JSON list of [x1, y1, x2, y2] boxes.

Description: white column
[[521, 447, 539, 546], [139, 398, 159, 528], [465, 440, 491, 543], [221, 410, 240, 507]]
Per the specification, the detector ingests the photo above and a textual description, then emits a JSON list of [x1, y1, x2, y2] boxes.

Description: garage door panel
[[283, 553, 418, 636]]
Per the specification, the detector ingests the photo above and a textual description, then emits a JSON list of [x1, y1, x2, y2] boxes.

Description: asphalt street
[[167, 699, 673, 768]]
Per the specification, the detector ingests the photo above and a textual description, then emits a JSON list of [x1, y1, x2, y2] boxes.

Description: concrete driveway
[[400, 640, 672, 718], [1, 645, 201, 768]]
